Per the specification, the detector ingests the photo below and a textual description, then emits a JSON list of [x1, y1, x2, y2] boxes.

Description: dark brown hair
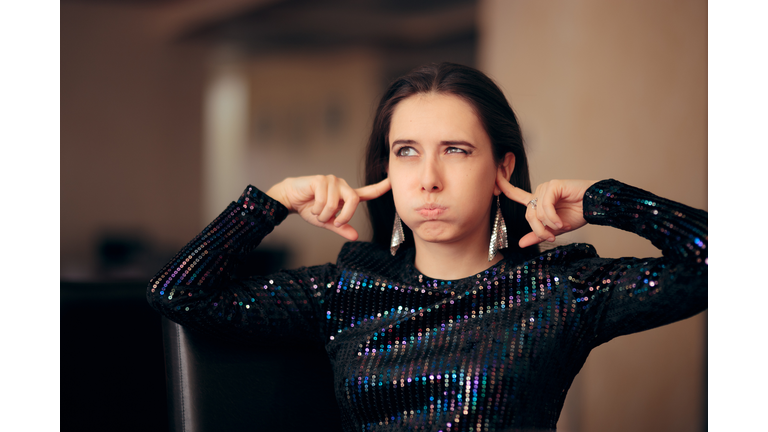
[[364, 62, 537, 256]]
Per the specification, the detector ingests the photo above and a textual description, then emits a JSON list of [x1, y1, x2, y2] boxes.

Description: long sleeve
[[566, 179, 707, 346], [147, 185, 338, 345]]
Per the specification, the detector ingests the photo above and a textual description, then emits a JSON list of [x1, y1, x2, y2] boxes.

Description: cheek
[[388, 167, 415, 195], [391, 186, 412, 215], [388, 174, 407, 210], [454, 172, 496, 213], [458, 167, 497, 194]]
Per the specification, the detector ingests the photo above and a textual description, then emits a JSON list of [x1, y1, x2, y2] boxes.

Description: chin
[[411, 223, 455, 244]]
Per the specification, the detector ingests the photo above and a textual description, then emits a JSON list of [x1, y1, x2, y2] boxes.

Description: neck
[[412, 233, 504, 280]]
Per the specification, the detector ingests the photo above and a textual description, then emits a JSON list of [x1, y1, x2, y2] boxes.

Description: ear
[[494, 152, 516, 196]]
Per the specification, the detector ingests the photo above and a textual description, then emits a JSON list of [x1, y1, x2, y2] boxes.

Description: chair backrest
[[161, 316, 344, 432]]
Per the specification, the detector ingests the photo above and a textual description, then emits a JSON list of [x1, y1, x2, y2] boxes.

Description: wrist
[[266, 181, 293, 212]]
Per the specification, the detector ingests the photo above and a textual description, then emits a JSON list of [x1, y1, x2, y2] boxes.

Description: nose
[[419, 158, 443, 192]]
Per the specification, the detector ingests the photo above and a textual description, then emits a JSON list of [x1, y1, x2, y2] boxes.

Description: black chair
[[62, 281, 168, 432], [161, 316, 344, 432]]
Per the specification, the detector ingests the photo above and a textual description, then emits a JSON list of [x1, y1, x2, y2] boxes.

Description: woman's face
[[388, 92, 509, 247]]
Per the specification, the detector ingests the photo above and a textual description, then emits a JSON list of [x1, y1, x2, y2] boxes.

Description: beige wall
[[203, 50, 382, 268], [61, 2, 208, 277], [479, 1, 706, 431], [61, 1, 382, 274]]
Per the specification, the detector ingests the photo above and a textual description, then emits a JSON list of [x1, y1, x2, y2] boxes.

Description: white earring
[[489, 195, 508, 261], [391, 212, 405, 256]]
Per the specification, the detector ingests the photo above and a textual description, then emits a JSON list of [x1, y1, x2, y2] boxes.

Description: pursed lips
[[416, 204, 447, 219]]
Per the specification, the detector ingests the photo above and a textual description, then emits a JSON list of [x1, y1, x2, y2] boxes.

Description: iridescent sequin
[[148, 180, 707, 431]]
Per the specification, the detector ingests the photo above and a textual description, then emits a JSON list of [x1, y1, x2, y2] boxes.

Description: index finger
[[355, 177, 391, 201], [496, 171, 532, 206]]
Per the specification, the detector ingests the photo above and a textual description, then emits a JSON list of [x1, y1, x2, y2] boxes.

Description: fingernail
[[548, 237, 555, 242], [556, 222, 563, 229]]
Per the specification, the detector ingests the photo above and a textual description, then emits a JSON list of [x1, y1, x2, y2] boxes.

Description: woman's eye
[[446, 147, 467, 154], [396, 147, 417, 157]]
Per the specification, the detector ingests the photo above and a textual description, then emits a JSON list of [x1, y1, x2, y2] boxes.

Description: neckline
[[399, 246, 529, 287]]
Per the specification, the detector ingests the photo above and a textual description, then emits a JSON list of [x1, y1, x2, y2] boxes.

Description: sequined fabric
[[148, 179, 707, 432]]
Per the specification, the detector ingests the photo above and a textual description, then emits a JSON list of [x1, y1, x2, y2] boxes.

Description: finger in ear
[[502, 152, 515, 179]]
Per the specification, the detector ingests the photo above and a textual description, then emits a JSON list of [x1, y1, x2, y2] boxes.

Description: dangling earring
[[391, 212, 405, 256], [489, 195, 508, 261]]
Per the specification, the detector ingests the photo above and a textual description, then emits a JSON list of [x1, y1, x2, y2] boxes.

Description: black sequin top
[[147, 179, 707, 432]]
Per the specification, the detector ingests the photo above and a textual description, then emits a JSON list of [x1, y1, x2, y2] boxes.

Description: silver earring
[[391, 212, 405, 256], [489, 195, 508, 261]]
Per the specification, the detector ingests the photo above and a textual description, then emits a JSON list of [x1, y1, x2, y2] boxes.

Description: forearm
[[584, 179, 707, 263], [146, 185, 318, 342], [148, 185, 289, 294], [575, 180, 707, 343]]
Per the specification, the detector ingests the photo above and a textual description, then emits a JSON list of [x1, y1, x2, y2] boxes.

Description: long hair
[[364, 62, 538, 257]]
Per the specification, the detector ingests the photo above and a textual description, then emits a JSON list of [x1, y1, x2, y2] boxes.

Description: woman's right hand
[[266, 175, 391, 241]]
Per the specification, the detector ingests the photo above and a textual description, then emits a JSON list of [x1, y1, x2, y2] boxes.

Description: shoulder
[[518, 242, 600, 265]]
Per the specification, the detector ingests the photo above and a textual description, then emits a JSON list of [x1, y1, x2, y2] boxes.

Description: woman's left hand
[[496, 172, 598, 248]]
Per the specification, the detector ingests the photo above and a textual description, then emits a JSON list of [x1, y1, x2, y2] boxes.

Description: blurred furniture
[[162, 316, 344, 432]]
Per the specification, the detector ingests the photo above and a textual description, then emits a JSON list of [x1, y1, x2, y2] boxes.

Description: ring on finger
[[527, 198, 538, 209]]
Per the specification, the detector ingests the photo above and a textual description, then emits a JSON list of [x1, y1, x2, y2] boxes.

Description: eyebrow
[[391, 139, 477, 149]]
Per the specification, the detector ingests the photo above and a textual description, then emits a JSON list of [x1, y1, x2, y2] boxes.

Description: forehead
[[389, 93, 489, 145]]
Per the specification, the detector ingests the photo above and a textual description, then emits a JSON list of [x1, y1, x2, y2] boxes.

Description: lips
[[416, 204, 447, 219]]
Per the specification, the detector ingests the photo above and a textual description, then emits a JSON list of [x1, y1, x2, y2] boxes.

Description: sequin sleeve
[[147, 185, 338, 344], [572, 179, 707, 346]]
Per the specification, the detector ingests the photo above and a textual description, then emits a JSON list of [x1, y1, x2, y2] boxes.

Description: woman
[[148, 63, 707, 431]]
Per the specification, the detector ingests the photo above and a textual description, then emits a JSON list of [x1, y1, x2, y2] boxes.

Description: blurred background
[[61, 0, 706, 431]]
